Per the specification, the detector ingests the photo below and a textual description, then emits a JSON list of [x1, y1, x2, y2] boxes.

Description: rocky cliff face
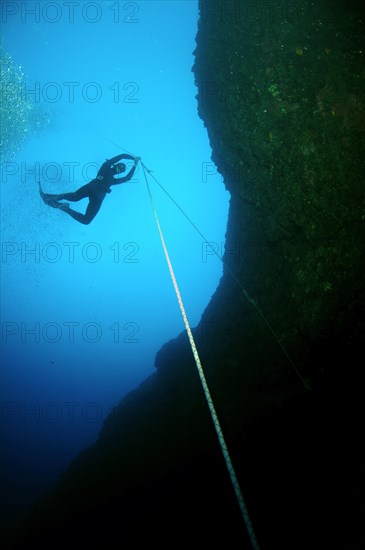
[[16, 2, 364, 548]]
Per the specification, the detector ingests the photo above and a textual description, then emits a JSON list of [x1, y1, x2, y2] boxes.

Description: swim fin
[[39, 182, 60, 207]]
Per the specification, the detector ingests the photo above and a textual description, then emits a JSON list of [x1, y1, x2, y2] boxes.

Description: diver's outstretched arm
[[98, 154, 136, 179], [110, 159, 138, 186], [108, 153, 135, 166]]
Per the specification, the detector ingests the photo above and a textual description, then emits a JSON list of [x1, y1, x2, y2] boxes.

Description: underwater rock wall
[[194, 0, 364, 368], [16, 1, 364, 548]]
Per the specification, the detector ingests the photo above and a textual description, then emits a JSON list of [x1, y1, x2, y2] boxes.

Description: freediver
[[39, 154, 140, 224]]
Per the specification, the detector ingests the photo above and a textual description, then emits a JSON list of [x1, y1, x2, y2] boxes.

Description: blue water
[[0, 0, 229, 531]]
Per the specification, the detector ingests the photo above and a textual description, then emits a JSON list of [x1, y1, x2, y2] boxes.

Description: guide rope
[[105, 139, 308, 390], [140, 161, 261, 550]]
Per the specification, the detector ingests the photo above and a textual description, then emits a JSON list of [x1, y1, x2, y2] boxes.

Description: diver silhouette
[[39, 154, 139, 224]]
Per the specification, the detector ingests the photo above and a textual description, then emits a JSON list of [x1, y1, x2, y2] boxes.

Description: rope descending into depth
[[105, 139, 308, 389], [141, 162, 261, 550]]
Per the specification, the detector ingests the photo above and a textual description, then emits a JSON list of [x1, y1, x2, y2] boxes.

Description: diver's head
[[113, 163, 126, 175]]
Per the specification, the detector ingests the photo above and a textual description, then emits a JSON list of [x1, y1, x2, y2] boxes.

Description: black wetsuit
[[42, 154, 136, 224]]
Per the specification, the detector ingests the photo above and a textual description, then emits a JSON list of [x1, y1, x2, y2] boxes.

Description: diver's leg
[[57, 185, 91, 202], [41, 193, 69, 206], [57, 197, 103, 225], [40, 183, 92, 206]]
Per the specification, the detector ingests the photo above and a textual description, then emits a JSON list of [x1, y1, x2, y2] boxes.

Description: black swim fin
[[39, 182, 59, 207], [38, 181, 46, 201]]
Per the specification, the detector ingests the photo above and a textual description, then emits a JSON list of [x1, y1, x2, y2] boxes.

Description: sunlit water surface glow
[[0, 0, 229, 531]]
